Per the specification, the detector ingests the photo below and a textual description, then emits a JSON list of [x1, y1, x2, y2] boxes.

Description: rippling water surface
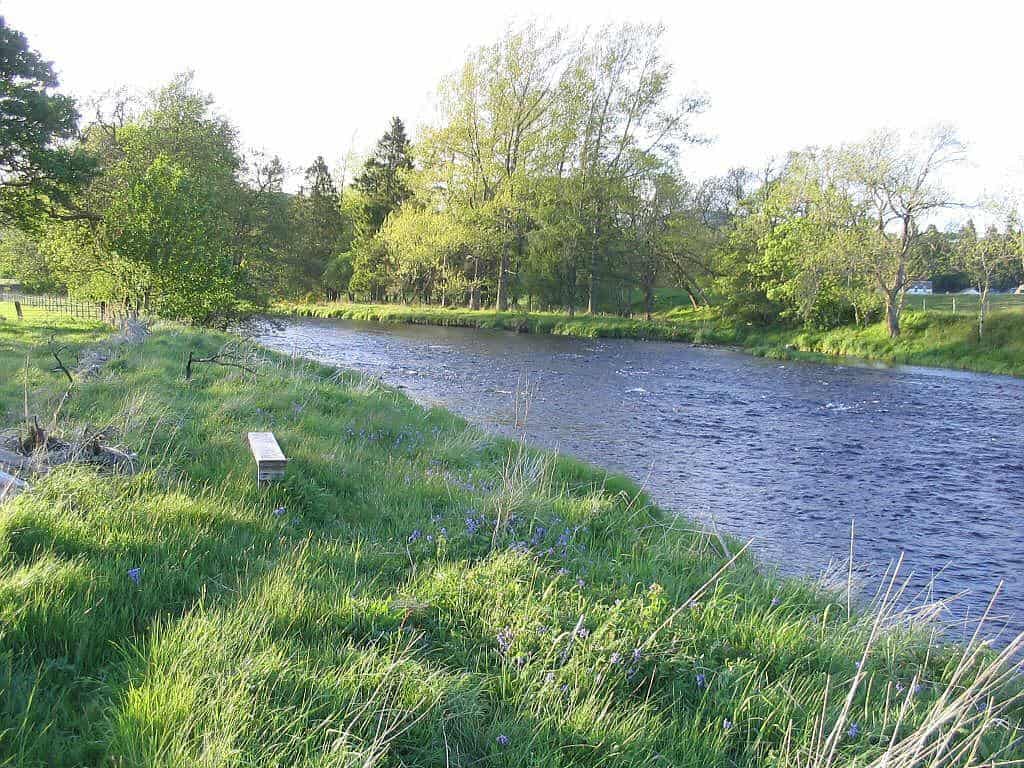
[[249, 316, 1024, 640]]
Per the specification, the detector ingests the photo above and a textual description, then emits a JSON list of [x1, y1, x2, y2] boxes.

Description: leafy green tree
[[42, 73, 255, 319], [105, 155, 237, 322], [0, 17, 96, 227]]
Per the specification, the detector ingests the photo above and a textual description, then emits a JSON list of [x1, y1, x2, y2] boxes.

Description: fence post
[[14, 301, 22, 320]]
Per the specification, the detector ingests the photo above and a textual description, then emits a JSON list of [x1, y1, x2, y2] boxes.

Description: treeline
[[2, 17, 1023, 334]]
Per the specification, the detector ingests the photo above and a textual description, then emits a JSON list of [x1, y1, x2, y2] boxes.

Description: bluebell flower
[[912, 682, 924, 695], [610, 652, 623, 665], [576, 578, 586, 589], [575, 627, 589, 639], [847, 723, 859, 739], [127, 567, 141, 585], [273, 506, 286, 517], [557, 568, 569, 577], [722, 719, 733, 731], [408, 529, 422, 543], [695, 673, 706, 689], [497, 628, 514, 654], [771, 596, 781, 607], [496, 734, 510, 747], [632, 647, 643, 663]]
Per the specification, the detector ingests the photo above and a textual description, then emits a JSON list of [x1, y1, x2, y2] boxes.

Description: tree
[[418, 23, 571, 310], [840, 126, 964, 337], [41, 73, 256, 319], [353, 116, 413, 233], [0, 17, 96, 226], [291, 155, 347, 294], [956, 220, 1012, 338], [105, 154, 237, 322], [0, 228, 61, 291]]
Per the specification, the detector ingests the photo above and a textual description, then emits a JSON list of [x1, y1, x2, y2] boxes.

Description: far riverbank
[[274, 301, 1024, 378]]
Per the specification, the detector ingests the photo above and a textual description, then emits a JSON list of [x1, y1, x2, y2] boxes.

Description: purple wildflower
[[496, 734, 510, 747], [273, 506, 286, 517], [497, 628, 514, 654], [722, 719, 733, 731], [847, 722, 859, 739], [576, 578, 586, 589], [695, 673, 706, 689], [771, 596, 781, 607], [514, 655, 527, 669], [557, 568, 569, 577], [610, 651, 623, 665], [632, 647, 643, 663], [575, 627, 589, 639], [545, 672, 555, 684], [127, 567, 141, 585], [408, 529, 422, 543]]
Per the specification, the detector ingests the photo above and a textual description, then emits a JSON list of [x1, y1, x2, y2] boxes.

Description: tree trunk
[[644, 285, 654, 322], [885, 293, 901, 338], [978, 284, 989, 339], [496, 243, 509, 311]]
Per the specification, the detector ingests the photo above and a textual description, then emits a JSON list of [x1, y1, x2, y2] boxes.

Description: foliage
[[0, 228, 63, 292], [0, 17, 96, 227]]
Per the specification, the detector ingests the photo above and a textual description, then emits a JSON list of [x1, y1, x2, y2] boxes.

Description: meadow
[[0, 307, 1021, 766]]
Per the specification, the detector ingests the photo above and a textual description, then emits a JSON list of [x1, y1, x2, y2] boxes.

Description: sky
[[6, 0, 1024, 213]]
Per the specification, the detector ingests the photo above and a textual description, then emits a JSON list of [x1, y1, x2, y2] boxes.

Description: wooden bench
[[247, 431, 287, 484]]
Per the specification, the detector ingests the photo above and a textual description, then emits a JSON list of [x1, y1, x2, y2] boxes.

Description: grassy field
[[0, 309, 1021, 766], [278, 300, 1024, 378], [902, 293, 1024, 312]]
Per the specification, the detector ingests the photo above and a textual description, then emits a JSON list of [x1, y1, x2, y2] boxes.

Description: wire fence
[[903, 293, 1024, 313], [0, 292, 106, 321]]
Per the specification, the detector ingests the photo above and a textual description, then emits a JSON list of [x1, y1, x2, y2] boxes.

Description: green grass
[[902, 293, 1024, 312], [277, 300, 1024, 378], [1, 310, 1021, 766]]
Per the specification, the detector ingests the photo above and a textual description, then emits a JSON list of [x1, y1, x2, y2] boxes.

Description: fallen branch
[[49, 337, 74, 385], [185, 342, 257, 381]]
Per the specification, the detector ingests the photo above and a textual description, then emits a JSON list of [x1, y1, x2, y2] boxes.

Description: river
[[248, 315, 1024, 642]]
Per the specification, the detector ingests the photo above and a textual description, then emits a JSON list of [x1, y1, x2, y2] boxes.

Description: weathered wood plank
[[248, 432, 286, 463], [247, 431, 287, 483]]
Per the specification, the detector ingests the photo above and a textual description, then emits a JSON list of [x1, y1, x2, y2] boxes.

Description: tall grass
[[0, 312, 1020, 766]]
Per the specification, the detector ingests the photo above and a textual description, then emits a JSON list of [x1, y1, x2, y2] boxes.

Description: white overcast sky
[[5, 0, 1023, 211]]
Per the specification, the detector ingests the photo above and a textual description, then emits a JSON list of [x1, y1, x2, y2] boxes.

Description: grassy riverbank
[[1, 308, 1022, 766], [277, 301, 1024, 377]]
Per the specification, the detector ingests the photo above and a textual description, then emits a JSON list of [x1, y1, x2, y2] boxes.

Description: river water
[[249, 316, 1024, 641]]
